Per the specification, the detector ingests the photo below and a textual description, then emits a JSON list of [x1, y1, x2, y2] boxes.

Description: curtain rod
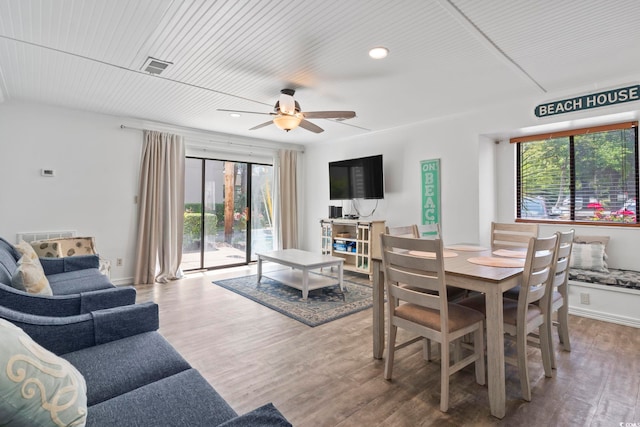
[[120, 124, 305, 153]]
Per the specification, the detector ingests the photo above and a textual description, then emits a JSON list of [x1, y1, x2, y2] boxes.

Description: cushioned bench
[[569, 268, 640, 290], [569, 236, 640, 327], [567, 235, 640, 327]]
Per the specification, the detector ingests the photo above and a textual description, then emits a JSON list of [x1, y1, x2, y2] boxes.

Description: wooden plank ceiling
[[0, 0, 639, 144]]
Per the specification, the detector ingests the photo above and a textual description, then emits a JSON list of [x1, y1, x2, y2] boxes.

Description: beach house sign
[[535, 84, 640, 117]]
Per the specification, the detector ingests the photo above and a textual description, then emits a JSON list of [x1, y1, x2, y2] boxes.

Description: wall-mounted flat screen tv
[[329, 154, 384, 200]]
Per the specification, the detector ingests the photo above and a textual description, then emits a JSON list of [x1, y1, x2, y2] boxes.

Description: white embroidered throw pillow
[[0, 318, 87, 426], [11, 241, 53, 295]]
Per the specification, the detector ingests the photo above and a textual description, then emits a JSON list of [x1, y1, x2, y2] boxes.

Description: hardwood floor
[[134, 265, 640, 426]]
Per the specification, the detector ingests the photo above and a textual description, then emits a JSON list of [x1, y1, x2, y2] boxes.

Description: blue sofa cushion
[[40, 255, 100, 275], [217, 403, 292, 427], [61, 331, 191, 406], [2, 306, 98, 355], [47, 269, 113, 294], [0, 283, 136, 317], [86, 369, 239, 427], [0, 282, 82, 314], [0, 238, 20, 284]]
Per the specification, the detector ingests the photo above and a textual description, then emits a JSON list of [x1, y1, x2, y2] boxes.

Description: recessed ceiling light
[[369, 46, 389, 59], [230, 113, 241, 118]]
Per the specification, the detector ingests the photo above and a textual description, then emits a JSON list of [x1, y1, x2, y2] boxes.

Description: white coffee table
[[256, 249, 344, 300]]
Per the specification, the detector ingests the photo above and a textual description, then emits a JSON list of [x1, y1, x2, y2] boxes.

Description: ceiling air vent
[[141, 57, 172, 75]]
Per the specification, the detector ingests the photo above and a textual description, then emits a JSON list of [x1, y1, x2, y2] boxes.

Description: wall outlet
[[580, 292, 590, 305], [116, 258, 123, 267]]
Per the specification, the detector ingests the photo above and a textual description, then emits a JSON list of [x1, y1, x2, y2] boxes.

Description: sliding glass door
[[182, 157, 273, 271], [250, 164, 274, 260]]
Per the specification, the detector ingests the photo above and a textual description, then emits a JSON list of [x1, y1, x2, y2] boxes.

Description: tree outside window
[[514, 122, 638, 225]]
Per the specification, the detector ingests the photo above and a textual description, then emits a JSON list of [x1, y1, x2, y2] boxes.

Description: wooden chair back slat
[[491, 222, 539, 250]]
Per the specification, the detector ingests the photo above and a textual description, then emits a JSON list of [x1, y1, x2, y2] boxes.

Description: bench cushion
[[569, 268, 640, 290]]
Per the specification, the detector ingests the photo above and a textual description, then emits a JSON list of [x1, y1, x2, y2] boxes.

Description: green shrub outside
[[184, 212, 218, 243], [215, 203, 224, 218]]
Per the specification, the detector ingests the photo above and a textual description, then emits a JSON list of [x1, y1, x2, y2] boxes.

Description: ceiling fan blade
[[249, 120, 274, 130], [302, 111, 356, 119], [217, 109, 273, 116], [298, 119, 324, 133]]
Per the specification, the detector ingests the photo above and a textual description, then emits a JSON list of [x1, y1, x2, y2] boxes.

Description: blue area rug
[[212, 273, 372, 327]]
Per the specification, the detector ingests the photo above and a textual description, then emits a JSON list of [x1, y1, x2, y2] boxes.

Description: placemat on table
[[467, 256, 525, 268], [492, 249, 527, 258], [446, 244, 488, 251], [408, 250, 459, 258]]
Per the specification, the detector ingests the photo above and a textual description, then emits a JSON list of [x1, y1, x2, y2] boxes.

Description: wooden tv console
[[320, 218, 386, 277]]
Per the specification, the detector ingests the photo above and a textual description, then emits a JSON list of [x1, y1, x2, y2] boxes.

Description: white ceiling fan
[[218, 88, 356, 133]]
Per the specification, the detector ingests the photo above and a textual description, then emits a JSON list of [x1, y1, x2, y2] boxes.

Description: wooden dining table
[[371, 246, 524, 419]]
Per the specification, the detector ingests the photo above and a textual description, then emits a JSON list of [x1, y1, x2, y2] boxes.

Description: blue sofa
[[0, 303, 291, 426], [0, 237, 136, 316]]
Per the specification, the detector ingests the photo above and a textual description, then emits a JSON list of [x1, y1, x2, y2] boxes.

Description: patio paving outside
[[181, 227, 274, 271], [181, 244, 247, 271]]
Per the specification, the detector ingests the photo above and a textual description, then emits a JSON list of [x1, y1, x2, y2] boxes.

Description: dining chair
[[458, 234, 557, 401], [416, 223, 441, 239], [504, 230, 575, 369], [415, 223, 467, 303], [384, 225, 426, 353], [546, 229, 575, 366], [491, 222, 539, 250], [380, 234, 486, 412], [385, 224, 465, 359], [385, 225, 419, 238]]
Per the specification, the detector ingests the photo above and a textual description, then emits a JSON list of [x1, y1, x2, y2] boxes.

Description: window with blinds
[[512, 121, 638, 225]]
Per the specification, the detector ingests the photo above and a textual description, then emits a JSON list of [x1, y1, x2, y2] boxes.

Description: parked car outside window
[[614, 198, 636, 215], [521, 196, 548, 219]]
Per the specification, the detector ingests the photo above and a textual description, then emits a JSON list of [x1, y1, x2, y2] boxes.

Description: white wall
[[0, 102, 141, 283], [0, 101, 288, 284], [301, 111, 497, 253], [2, 87, 639, 287], [301, 98, 640, 271]]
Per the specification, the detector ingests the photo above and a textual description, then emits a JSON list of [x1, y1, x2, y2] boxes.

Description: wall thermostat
[[41, 169, 56, 177]]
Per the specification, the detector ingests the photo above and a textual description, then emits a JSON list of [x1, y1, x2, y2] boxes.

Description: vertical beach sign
[[421, 159, 441, 227]]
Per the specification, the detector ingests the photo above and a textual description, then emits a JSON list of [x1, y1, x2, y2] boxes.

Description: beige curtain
[[275, 149, 299, 249], [134, 130, 185, 285]]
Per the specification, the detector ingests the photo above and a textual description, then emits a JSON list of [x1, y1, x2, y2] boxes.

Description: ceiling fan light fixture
[[369, 46, 389, 59], [273, 114, 302, 132], [279, 93, 296, 114]]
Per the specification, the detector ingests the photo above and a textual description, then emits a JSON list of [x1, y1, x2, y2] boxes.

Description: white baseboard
[[568, 306, 640, 328], [112, 277, 134, 286], [568, 280, 640, 328]]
